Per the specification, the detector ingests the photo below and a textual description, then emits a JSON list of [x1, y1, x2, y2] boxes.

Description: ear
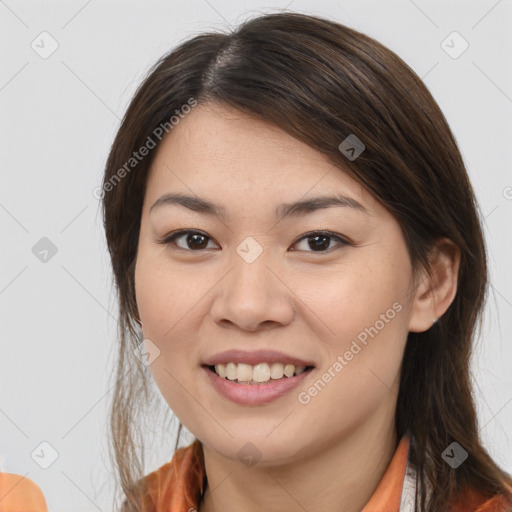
[[408, 238, 461, 333]]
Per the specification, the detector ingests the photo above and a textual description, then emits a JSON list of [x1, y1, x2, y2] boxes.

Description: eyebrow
[[149, 192, 368, 221]]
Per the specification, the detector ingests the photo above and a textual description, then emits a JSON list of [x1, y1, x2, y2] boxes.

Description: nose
[[209, 254, 295, 332]]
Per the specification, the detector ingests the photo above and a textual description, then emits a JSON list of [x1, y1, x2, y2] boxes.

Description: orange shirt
[[139, 436, 511, 512], [0, 437, 509, 511], [0, 472, 48, 512]]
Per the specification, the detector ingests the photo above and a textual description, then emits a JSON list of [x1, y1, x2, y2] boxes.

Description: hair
[[101, 10, 512, 512]]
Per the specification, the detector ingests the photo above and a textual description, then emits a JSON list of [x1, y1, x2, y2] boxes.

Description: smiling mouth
[[205, 363, 315, 385]]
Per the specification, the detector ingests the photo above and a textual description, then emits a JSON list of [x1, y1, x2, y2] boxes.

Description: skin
[[134, 102, 460, 512]]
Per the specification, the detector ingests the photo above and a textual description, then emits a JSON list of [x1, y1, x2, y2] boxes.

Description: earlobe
[[408, 238, 460, 333]]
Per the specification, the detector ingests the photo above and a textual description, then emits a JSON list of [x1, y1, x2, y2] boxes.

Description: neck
[[198, 407, 398, 512]]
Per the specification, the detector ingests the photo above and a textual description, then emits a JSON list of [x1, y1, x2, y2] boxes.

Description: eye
[[157, 230, 218, 251], [156, 229, 350, 253], [290, 230, 350, 253]]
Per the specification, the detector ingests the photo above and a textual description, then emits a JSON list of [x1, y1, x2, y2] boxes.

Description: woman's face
[[135, 102, 421, 465]]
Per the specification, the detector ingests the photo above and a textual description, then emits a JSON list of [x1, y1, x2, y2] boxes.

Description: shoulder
[[143, 439, 204, 490], [136, 439, 205, 512], [0, 472, 48, 512], [451, 487, 512, 512]]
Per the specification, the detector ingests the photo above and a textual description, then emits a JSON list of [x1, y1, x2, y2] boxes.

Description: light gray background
[[1, 1, 511, 511]]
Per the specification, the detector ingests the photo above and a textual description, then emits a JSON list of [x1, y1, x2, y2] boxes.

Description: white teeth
[[283, 364, 295, 377], [253, 363, 271, 382], [217, 363, 227, 378], [237, 363, 253, 382], [213, 362, 310, 382], [270, 363, 284, 379], [226, 362, 237, 380]]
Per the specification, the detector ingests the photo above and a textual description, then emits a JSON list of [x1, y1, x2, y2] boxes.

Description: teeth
[[270, 363, 284, 379], [213, 362, 309, 383], [253, 363, 271, 382], [226, 362, 236, 380], [237, 363, 253, 382], [284, 364, 295, 377], [295, 365, 306, 375], [217, 363, 227, 378]]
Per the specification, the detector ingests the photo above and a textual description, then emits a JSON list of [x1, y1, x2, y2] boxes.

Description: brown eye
[[157, 229, 350, 254], [290, 231, 350, 253], [158, 230, 218, 251]]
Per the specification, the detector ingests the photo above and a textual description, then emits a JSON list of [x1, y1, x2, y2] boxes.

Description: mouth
[[201, 349, 317, 404], [202, 362, 315, 405], [204, 362, 315, 385]]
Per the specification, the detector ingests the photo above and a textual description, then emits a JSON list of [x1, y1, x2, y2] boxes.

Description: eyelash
[[156, 229, 351, 254]]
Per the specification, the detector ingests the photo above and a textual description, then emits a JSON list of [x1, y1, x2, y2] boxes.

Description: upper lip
[[202, 349, 316, 367]]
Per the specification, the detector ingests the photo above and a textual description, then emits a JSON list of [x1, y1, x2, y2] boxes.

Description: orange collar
[[362, 436, 410, 511], [141, 436, 411, 512], [140, 435, 508, 512], [0, 435, 507, 511]]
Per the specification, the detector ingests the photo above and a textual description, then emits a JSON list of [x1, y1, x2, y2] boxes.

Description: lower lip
[[202, 365, 314, 405]]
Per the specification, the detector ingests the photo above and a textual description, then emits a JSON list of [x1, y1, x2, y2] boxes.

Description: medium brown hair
[[101, 11, 512, 511]]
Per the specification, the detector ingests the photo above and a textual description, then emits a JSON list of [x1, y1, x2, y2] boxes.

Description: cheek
[[294, 253, 409, 398], [294, 255, 407, 345], [134, 248, 198, 335], [293, 299, 407, 442], [134, 251, 207, 422]]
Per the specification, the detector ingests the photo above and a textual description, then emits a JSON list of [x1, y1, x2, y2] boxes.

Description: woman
[[101, 11, 512, 512]]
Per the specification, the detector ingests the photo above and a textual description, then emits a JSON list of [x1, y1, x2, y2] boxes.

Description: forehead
[[144, 102, 380, 216]]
